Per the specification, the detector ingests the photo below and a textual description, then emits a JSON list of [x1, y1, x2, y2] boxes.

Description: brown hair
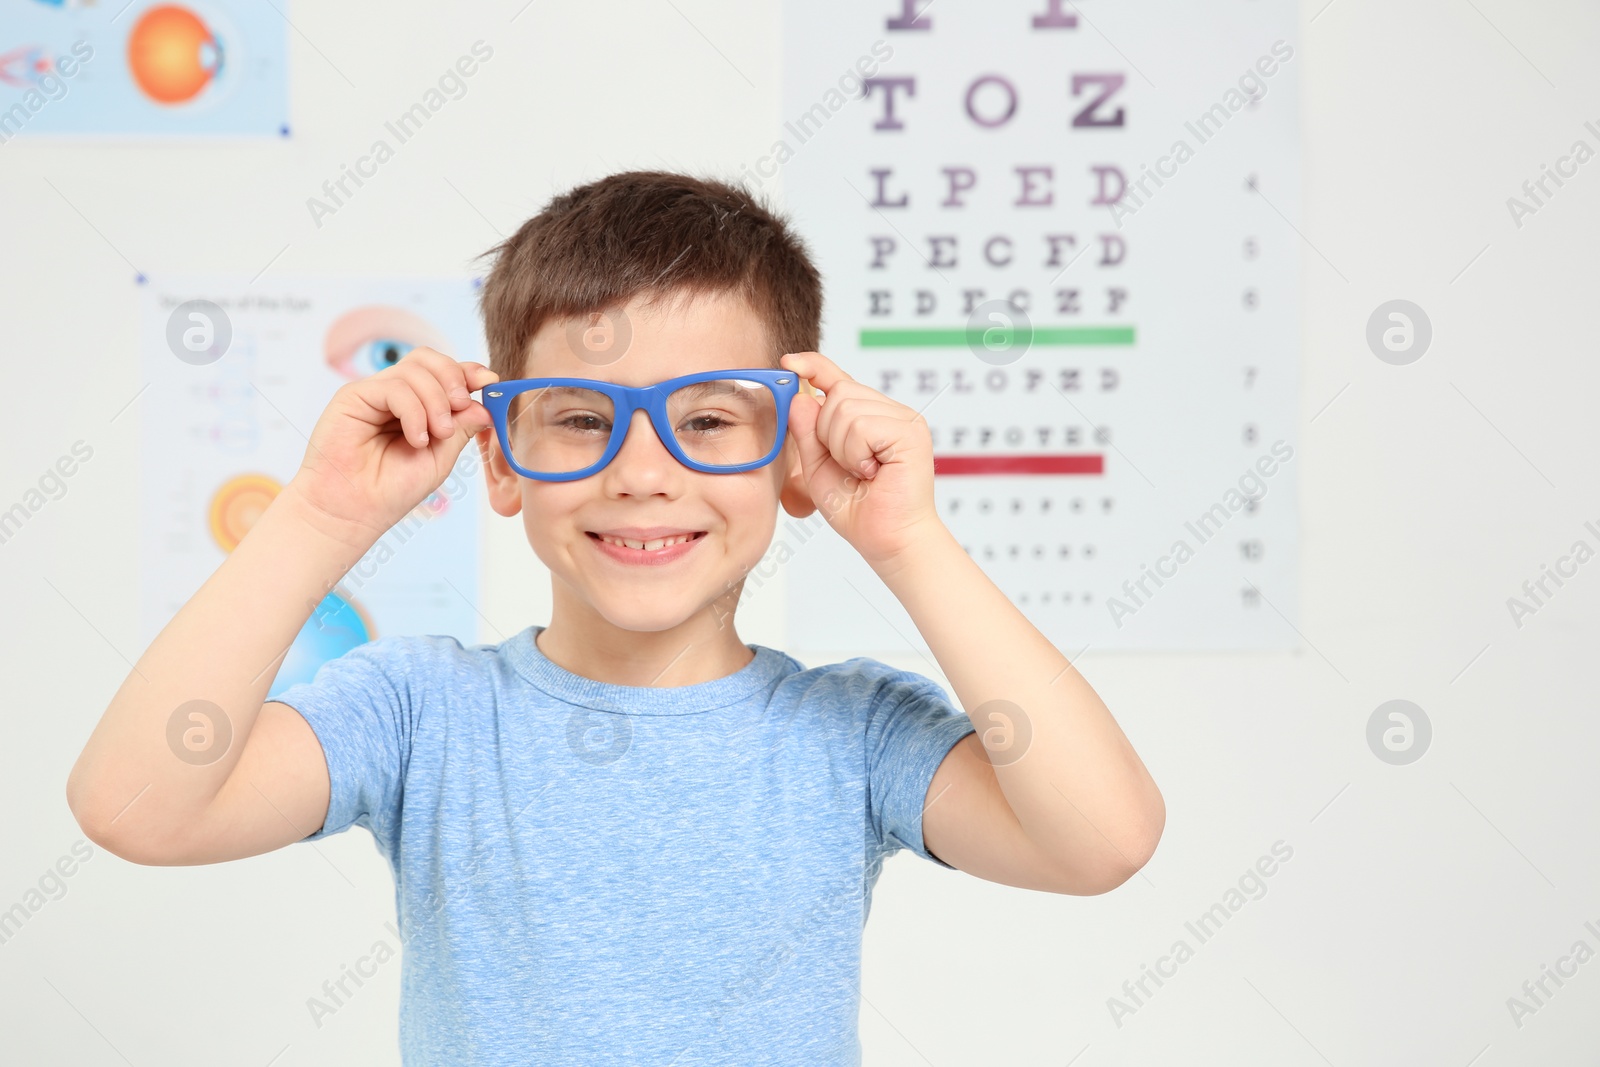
[[476, 170, 823, 381]]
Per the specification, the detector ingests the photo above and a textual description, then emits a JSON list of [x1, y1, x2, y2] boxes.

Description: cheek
[[521, 486, 582, 541], [717, 483, 780, 543]]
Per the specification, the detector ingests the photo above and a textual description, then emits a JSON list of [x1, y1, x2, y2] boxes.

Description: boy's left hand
[[780, 351, 942, 569]]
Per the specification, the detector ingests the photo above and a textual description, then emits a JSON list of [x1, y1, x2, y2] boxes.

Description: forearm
[[66, 479, 377, 848], [875, 526, 1164, 881]]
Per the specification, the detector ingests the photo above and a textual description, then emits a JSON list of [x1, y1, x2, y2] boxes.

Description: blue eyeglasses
[[482, 368, 800, 481]]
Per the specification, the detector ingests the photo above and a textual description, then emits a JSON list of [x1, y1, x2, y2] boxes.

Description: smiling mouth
[[586, 531, 707, 551]]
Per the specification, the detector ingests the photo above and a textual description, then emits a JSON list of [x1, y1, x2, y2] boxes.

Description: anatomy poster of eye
[[779, 0, 1301, 652], [2, 0, 287, 137], [139, 277, 486, 698]]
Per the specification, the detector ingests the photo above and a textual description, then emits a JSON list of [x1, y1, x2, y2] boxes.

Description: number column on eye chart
[[1232, 167, 1297, 625]]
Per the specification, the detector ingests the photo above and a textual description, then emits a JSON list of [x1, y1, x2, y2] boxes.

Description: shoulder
[[769, 652, 953, 723], [310, 631, 512, 690]]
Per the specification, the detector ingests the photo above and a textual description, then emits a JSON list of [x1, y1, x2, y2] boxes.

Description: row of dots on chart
[[942, 497, 1116, 515]]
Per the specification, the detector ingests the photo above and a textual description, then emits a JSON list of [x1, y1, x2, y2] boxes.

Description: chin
[[590, 596, 712, 635]]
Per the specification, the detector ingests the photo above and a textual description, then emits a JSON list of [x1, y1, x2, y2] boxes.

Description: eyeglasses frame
[[480, 367, 801, 482]]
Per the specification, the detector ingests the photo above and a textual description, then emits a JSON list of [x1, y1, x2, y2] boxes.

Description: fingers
[[389, 348, 499, 447], [780, 351, 920, 481], [785, 390, 861, 507], [785, 391, 831, 483], [445, 356, 500, 394], [343, 348, 498, 449], [789, 392, 895, 480], [817, 396, 904, 466], [381, 377, 433, 447], [783, 351, 890, 407], [453, 363, 501, 437], [780, 351, 854, 397], [827, 408, 904, 479], [392, 360, 458, 442]]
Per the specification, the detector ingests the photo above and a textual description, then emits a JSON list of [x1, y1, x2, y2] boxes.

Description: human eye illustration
[[351, 338, 414, 376], [324, 305, 452, 380]]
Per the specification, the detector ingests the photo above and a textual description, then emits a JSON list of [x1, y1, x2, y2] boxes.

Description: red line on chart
[[932, 455, 1104, 475]]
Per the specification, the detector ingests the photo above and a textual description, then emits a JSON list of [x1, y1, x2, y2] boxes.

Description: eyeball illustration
[[0, 46, 54, 89], [207, 472, 280, 552], [324, 305, 452, 380], [128, 5, 224, 106], [269, 591, 376, 700]]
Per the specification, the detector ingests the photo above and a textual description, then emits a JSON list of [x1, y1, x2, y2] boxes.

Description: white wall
[[4, 1, 1598, 1063]]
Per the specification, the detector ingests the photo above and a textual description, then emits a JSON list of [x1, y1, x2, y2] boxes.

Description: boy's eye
[[556, 412, 610, 433], [679, 410, 736, 434]]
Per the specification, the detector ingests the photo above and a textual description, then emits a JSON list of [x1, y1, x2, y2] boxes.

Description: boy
[[67, 171, 1163, 1064]]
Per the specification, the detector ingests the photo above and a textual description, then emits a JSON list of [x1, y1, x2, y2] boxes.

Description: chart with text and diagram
[[779, 0, 1300, 652], [139, 278, 486, 699]]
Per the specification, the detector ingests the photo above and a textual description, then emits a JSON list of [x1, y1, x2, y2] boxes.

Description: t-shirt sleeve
[[269, 636, 418, 849], [865, 674, 977, 869]]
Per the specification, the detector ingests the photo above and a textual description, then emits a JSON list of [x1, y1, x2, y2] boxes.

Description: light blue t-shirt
[[273, 623, 976, 1065]]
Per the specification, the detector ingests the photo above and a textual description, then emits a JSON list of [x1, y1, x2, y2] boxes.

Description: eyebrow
[[528, 385, 608, 401], [670, 380, 761, 401], [521, 379, 763, 403]]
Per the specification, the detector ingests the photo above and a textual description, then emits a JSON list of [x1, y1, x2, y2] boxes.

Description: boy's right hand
[[287, 347, 500, 544]]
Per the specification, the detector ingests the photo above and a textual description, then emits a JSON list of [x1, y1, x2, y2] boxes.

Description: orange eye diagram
[[206, 472, 279, 552], [11, 0, 285, 134], [128, 5, 223, 106], [324, 305, 453, 381]]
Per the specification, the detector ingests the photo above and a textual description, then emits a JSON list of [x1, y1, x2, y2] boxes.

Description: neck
[[537, 585, 754, 687]]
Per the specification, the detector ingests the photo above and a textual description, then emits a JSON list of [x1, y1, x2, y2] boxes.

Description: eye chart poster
[[779, 0, 1301, 652], [140, 278, 485, 699]]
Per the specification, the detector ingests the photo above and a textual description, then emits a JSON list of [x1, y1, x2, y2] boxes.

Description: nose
[[600, 408, 680, 496]]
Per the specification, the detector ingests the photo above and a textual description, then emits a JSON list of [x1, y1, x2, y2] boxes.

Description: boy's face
[[478, 289, 817, 635]]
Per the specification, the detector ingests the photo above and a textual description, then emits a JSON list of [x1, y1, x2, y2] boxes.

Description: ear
[[777, 436, 816, 519], [477, 426, 524, 517]]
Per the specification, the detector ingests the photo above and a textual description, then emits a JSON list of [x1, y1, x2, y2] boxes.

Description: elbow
[[1117, 782, 1166, 884], [69, 816, 176, 866], [1078, 838, 1159, 896], [65, 778, 165, 866], [1072, 786, 1166, 896], [68, 803, 125, 862], [65, 785, 127, 862], [65, 770, 108, 849], [63, 760, 117, 850], [1137, 783, 1167, 866]]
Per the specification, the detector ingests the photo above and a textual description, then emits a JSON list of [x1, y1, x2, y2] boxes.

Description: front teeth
[[598, 533, 697, 551]]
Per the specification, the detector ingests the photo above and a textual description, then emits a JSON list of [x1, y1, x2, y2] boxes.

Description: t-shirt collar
[[504, 624, 792, 715]]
